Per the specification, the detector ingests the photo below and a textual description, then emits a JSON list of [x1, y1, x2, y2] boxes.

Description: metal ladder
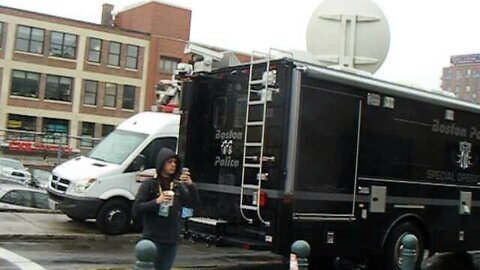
[[239, 50, 276, 227]]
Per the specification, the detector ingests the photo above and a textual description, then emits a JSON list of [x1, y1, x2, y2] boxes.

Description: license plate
[[48, 199, 57, 210]]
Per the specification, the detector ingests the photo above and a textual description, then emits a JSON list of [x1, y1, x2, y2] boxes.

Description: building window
[[11, 70, 40, 98], [467, 85, 471, 93], [84, 80, 98, 106], [15, 25, 44, 54], [456, 86, 461, 93], [466, 69, 471, 78], [7, 114, 36, 141], [108, 41, 121, 66], [88, 38, 102, 63], [80, 122, 95, 148], [42, 118, 69, 145], [0, 22, 4, 49], [101, 124, 114, 138], [45, 75, 73, 102], [456, 70, 462, 80], [104, 83, 117, 108], [122, 85, 136, 110], [159, 56, 180, 74], [444, 78, 451, 88], [475, 70, 480, 78], [446, 70, 452, 79], [49, 31, 77, 59], [126, 45, 139, 69]]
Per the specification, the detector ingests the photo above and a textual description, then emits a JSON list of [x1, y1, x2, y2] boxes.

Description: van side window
[[140, 137, 177, 170], [213, 97, 227, 128]]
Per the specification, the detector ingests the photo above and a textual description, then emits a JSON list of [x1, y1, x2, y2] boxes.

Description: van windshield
[[88, 130, 148, 165]]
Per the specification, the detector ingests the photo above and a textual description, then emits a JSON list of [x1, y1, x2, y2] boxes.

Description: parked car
[[30, 169, 51, 189], [0, 158, 31, 185], [0, 184, 50, 210]]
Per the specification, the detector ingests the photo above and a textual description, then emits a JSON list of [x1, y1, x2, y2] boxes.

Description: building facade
[[0, 1, 251, 166], [0, 5, 150, 151], [114, 1, 192, 110], [441, 54, 480, 104]]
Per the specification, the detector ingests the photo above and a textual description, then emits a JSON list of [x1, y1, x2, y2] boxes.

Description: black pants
[[154, 242, 177, 270]]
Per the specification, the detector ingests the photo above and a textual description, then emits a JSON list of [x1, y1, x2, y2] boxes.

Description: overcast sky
[[0, 0, 478, 90]]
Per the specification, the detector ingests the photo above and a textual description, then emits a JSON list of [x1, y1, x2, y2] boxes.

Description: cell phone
[[182, 167, 189, 174]]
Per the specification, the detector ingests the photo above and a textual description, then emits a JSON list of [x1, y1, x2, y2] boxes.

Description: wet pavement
[[0, 238, 284, 270], [1, 212, 480, 270]]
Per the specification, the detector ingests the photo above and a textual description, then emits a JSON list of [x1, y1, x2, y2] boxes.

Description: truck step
[[244, 142, 262, 147], [241, 205, 258, 211], [189, 217, 227, 226], [242, 184, 259, 190], [243, 163, 261, 168], [246, 121, 263, 126], [248, 100, 265, 106]]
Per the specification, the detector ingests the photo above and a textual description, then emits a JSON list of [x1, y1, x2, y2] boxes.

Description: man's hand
[[180, 171, 193, 186], [156, 192, 173, 204]]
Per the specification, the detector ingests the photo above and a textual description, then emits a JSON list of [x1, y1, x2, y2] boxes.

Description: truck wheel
[[384, 222, 425, 270], [96, 199, 131, 235]]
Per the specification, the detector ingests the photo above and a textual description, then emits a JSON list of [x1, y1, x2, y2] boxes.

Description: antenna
[[306, 0, 390, 73]]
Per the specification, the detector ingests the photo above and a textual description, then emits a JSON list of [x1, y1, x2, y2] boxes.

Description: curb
[[0, 233, 141, 242], [0, 208, 61, 214], [77, 263, 285, 270]]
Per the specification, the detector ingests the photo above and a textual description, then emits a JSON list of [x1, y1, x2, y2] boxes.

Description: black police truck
[[176, 57, 480, 269]]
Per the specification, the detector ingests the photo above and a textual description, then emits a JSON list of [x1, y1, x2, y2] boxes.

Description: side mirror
[[130, 155, 146, 172]]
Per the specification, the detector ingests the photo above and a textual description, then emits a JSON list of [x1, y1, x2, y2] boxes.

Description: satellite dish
[[306, 0, 390, 73]]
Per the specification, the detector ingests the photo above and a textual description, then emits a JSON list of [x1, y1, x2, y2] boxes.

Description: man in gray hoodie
[[133, 148, 198, 270]]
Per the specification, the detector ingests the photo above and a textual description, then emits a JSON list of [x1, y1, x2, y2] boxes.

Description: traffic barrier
[[134, 239, 157, 270], [290, 240, 311, 270]]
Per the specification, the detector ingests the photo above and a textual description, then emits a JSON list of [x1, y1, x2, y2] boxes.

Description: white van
[[47, 112, 180, 234]]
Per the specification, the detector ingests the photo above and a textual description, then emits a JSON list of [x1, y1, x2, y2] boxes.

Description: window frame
[[83, 80, 98, 106], [42, 118, 69, 145], [45, 74, 73, 102], [10, 69, 40, 98], [32, 192, 49, 209], [159, 56, 180, 74], [107, 41, 121, 66], [126, 45, 139, 69], [15, 25, 45, 54], [87, 38, 102, 63], [80, 122, 95, 148], [104, 83, 118, 108], [0, 22, 4, 49], [7, 114, 37, 142], [126, 137, 177, 172], [49, 31, 77, 59], [122, 85, 136, 110]]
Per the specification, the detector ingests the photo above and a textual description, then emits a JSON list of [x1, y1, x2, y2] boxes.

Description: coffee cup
[[164, 190, 174, 207]]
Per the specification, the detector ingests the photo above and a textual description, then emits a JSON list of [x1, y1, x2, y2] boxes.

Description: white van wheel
[[96, 199, 131, 235]]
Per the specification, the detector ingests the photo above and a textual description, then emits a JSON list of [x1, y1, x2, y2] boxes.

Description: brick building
[[114, 1, 192, 110], [0, 1, 250, 160], [0, 4, 150, 151], [441, 54, 480, 103]]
